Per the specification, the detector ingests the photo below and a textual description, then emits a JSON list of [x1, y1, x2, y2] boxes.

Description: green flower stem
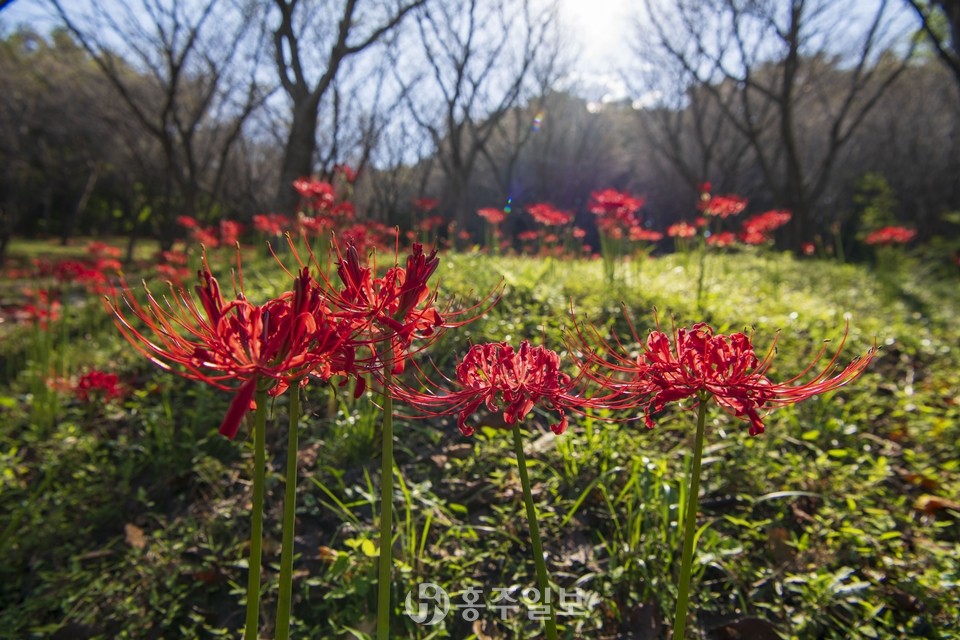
[[673, 393, 709, 640], [244, 388, 268, 640], [276, 383, 301, 640], [512, 424, 559, 640], [377, 365, 395, 640], [695, 242, 708, 314]]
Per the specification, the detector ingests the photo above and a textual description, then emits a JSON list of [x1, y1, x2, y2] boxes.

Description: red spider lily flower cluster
[[253, 213, 293, 238], [293, 177, 336, 211], [589, 188, 646, 237], [667, 222, 697, 239], [629, 227, 664, 243], [333, 163, 358, 184], [393, 341, 586, 437], [700, 194, 748, 219], [865, 226, 917, 245], [87, 242, 123, 261], [175, 216, 245, 249], [15, 288, 61, 328], [325, 241, 443, 376], [706, 231, 737, 247], [280, 232, 497, 382], [75, 370, 123, 402], [477, 207, 507, 225], [577, 315, 877, 436], [412, 197, 439, 213], [526, 203, 574, 226], [739, 210, 791, 245], [108, 255, 357, 439]]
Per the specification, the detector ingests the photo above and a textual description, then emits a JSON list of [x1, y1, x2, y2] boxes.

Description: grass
[[0, 242, 958, 639]]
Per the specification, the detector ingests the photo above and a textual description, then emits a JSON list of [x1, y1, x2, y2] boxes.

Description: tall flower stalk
[[275, 381, 301, 640], [574, 312, 877, 637], [283, 234, 496, 638], [391, 340, 610, 639], [107, 255, 356, 639], [245, 387, 268, 640]]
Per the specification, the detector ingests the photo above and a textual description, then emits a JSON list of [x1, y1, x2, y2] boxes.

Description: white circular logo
[[404, 582, 450, 625]]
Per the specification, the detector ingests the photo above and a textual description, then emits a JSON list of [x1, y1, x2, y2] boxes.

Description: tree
[[51, 0, 271, 250], [270, 0, 425, 214], [393, 0, 562, 239], [637, 0, 917, 250], [906, 0, 960, 87], [0, 28, 132, 259]]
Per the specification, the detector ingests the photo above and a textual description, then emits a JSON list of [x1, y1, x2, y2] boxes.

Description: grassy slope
[[0, 246, 957, 639]]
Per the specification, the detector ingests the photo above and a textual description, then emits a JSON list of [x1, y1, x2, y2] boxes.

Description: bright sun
[[558, 0, 632, 67]]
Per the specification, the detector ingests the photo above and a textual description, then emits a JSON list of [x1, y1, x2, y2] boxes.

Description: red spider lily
[[572, 227, 587, 239], [667, 222, 697, 238], [739, 210, 791, 245], [418, 215, 446, 233], [107, 257, 356, 439], [334, 163, 358, 184], [706, 231, 737, 247], [865, 226, 916, 245], [254, 213, 294, 237], [742, 209, 791, 235], [700, 194, 747, 218], [75, 370, 123, 402], [293, 177, 336, 211], [629, 227, 664, 242], [412, 197, 439, 213], [17, 288, 61, 328], [220, 220, 244, 246], [478, 207, 506, 225], [526, 203, 573, 226], [576, 314, 876, 436], [739, 228, 770, 245], [392, 341, 585, 436], [329, 241, 443, 372], [589, 189, 645, 236], [86, 241, 123, 259], [176, 215, 200, 230], [191, 226, 221, 248], [589, 188, 645, 216]]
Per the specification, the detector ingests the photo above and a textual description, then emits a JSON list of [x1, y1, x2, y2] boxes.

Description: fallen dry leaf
[[124, 523, 146, 550]]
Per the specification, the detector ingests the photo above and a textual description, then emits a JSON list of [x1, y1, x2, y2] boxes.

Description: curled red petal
[[219, 377, 257, 439]]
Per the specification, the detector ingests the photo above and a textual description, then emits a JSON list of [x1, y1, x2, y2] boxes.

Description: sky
[[556, 0, 634, 102]]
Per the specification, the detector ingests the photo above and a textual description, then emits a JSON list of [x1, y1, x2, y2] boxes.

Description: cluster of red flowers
[[292, 177, 336, 212], [667, 222, 698, 239], [526, 203, 574, 227], [571, 313, 876, 437], [865, 226, 917, 246], [177, 216, 246, 249], [412, 197, 439, 213], [13, 288, 62, 327], [75, 370, 123, 403], [739, 210, 791, 245], [706, 231, 737, 247], [629, 227, 664, 243], [108, 235, 486, 439], [589, 188, 646, 239], [699, 184, 748, 218], [394, 341, 583, 437], [393, 312, 875, 442], [477, 207, 507, 226], [253, 213, 293, 238]]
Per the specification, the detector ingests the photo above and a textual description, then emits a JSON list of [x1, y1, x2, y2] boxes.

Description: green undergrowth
[[0, 247, 957, 638]]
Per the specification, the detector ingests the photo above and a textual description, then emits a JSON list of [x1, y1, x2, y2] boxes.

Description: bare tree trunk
[[275, 96, 320, 213], [60, 162, 99, 246]]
